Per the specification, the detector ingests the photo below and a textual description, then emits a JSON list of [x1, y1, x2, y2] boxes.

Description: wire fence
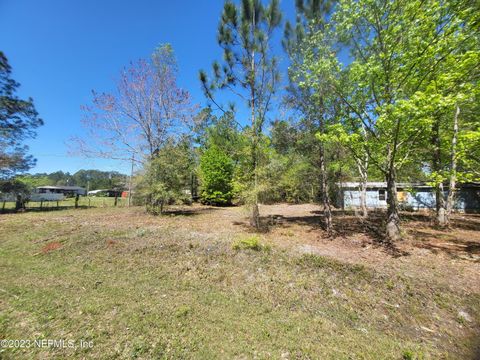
[[1, 196, 129, 213]]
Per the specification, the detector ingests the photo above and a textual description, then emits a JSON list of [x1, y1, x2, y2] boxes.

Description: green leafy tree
[[268, 119, 318, 203], [136, 136, 196, 214], [405, 50, 480, 225], [71, 169, 126, 190], [200, 0, 282, 228], [199, 146, 234, 205], [298, 0, 478, 240], [270, 119, 298, 156], [0, 51, 43, 179], [0, 179, 30, 210], [194, 108, 244, 161]]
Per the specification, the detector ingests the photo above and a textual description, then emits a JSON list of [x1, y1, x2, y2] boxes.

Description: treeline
[[15, 170, 127, 190]]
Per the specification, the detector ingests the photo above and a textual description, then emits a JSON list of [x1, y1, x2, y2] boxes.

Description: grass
[[0, 196, 126, 211], [0, 206, 478, 359]]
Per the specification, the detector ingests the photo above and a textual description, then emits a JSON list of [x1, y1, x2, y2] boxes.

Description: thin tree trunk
[[386, 168, 401, 242], [358, 124, 369, 218], [432, 118, 447, 225], [357, 160, 368, 218], [446, 104, 460, 222], [436, 183, 447, 225], [249, 9, 260, 229], [320, 145, 332, 234]]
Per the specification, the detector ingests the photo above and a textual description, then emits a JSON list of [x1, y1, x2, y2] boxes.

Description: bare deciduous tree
[[73, 44, 197, 166]]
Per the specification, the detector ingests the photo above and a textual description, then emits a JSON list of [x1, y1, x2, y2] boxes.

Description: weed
[[402, 349, 415, 360], [402, 349, 425, 360], [175, 305, 191, 318], [386, 278, 395, 290], [232, 235, 268, 251]]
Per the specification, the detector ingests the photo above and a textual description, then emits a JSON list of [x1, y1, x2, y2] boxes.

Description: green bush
[[199, 146, 234, 206]]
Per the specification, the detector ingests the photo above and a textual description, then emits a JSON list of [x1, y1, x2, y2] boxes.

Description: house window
[[379, 189, 386, 201]]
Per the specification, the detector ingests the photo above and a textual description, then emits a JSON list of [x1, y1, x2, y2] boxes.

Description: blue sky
[[0, 0, 296, 175]]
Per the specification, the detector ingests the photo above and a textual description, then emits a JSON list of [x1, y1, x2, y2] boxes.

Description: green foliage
[[199, 146, 234, 206], [288, 0, 480, 236], [257, 149, 318, 204], [402, 349, 425, 360], [0, 179, 31, 198], [270, 119, 298, 156], [280, 159, 317, 203], [0, 51, 43, 179], [232, 235, 269, 251], [70, 170, 126, 190], [13, 170, 126, 190], [15, 174, 51, 188], [326, 0, 479, 180], [136, 137, 195, 213]]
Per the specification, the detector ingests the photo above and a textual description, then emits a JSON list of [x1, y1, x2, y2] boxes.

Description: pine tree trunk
[[385, 169, 401, 242], [320, 145, 332, 234], [446, 104, 460, 222], [249, 10, 260, 230], [250, 203, 260, 228]]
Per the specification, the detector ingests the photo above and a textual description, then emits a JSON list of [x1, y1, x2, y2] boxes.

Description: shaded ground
[[0, 204, 479, 359]]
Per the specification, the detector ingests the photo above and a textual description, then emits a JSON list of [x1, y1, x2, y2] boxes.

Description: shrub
[[199, 146, 234, 206]]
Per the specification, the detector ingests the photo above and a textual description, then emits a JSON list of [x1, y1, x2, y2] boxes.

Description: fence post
[[75, 194, 79, 209]]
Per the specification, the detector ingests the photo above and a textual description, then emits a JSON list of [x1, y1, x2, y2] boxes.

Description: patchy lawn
[[0, 204, 479, 359]]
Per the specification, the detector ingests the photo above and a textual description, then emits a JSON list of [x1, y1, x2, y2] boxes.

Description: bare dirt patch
[[40, 241, 62, 253]]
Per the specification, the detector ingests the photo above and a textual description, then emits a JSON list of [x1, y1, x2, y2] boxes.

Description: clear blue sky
[[0, 0, 296, 175]]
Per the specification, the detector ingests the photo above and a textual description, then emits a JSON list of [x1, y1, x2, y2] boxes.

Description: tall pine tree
[[0, 51, 43, 179], [200, 0, 282, 228]]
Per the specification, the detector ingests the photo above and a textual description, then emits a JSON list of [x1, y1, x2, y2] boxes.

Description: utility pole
[[128, 154, 134, 207]]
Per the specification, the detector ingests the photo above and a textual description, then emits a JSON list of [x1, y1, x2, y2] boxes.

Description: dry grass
[[0, 204, 479, 359]]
